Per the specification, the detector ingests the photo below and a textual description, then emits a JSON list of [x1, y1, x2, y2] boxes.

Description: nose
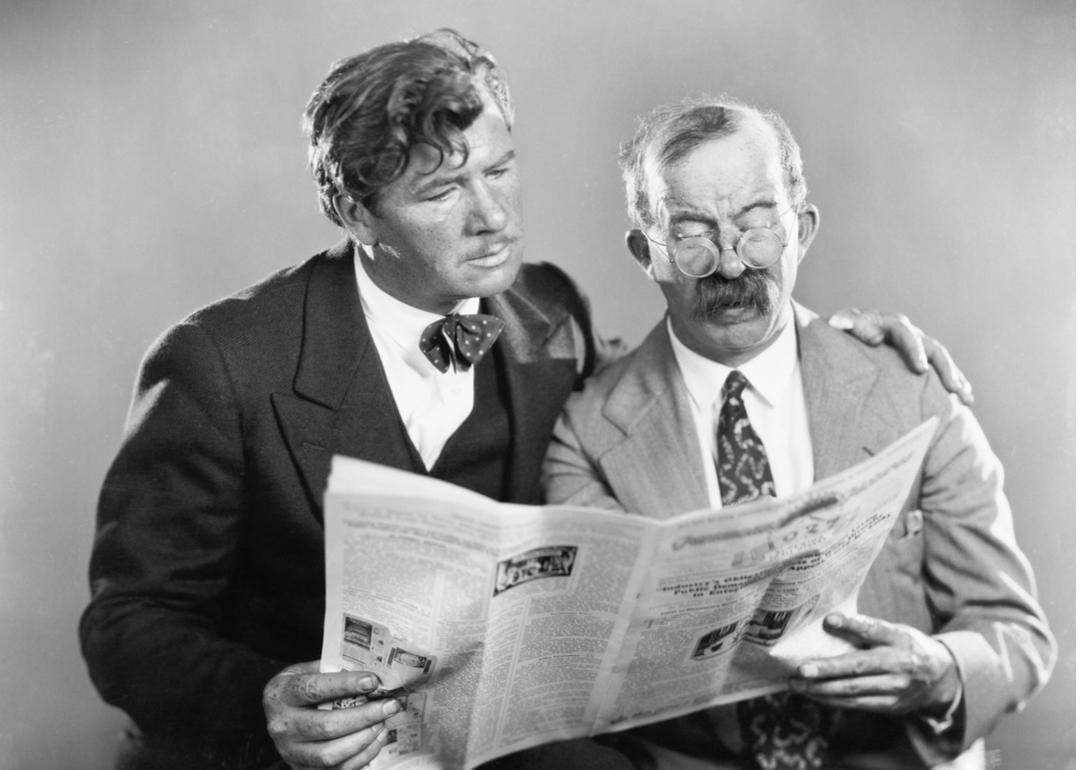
[[467, 181, 508, 234], [716, 244, 746, 279]]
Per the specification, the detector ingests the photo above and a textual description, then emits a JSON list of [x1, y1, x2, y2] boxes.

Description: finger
[[923, 336, 975, 405], [829, 308, 886, 345], [792, 672, 910, 699], [820, 613, 906, 649], [305, 698, 401, 742], [804, 693, 904, 713], [282, 670, 383, 708], [880, 313, 929, 372], [827, 308, 857, 331], [339, 726, 394, 770], [293, 695, 403, 743], [283, 721, 390, 768], [796, 647, 910, 681]]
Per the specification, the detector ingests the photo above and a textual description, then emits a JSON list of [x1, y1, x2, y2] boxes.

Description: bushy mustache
[[692, 271, 774, 321]]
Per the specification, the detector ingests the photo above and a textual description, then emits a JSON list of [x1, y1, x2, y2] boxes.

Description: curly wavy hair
[[303, 28, 513, 224]]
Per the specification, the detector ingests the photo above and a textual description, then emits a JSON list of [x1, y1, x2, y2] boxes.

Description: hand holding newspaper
[[320, 418, 938, 769]]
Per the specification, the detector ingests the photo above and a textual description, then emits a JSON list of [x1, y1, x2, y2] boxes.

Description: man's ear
[[332, 193, 378, 245], [795, 203, 820, 263], [626, 229, 657, 279]]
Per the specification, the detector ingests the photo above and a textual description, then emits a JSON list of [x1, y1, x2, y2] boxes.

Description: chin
[[466, 258, 521, 298], [703, 314, 773, 350]]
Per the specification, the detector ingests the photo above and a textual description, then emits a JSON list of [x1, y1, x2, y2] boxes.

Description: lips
[[467, 237, 519, 266]]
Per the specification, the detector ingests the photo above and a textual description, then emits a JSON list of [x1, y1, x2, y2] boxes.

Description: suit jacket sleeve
[[79, 320, 285, 763], [543, 394, 627, 511], [905, 371, 1056, 763]]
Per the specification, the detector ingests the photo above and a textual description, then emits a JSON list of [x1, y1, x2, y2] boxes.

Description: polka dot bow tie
[[419, 313, 505, 373]]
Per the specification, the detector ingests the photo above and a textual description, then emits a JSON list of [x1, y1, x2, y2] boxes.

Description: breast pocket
[[888, 509, 926, 566], [862, 509, 929, 624]]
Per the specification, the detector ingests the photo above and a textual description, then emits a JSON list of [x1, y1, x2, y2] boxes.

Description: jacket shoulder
[[138, 248, 345, 387], [511, 261, 590, 317], [798, 311, 934, 394], [182, 253, 326, 334]]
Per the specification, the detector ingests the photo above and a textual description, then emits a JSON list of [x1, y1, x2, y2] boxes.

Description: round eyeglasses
[[644, 206, 799, 278]]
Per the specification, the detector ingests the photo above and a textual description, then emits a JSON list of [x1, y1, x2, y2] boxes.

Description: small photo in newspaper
[[341, 614, 391, 668], [745, 596, 818, 647], [338, 614, 438, 691], [384, 646, 435, 689], [691, 621, 744, 661], [492, 545, 578, 597]]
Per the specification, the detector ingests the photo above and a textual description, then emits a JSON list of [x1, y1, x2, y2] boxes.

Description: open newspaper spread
[[320, 418, 938, 769]]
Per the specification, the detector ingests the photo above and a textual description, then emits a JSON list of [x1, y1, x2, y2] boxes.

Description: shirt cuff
[[917, 682, 963, 735]]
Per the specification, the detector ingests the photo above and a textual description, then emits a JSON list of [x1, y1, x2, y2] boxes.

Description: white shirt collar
[[667, 306, 799, 410], [354, 245, 480, 370]]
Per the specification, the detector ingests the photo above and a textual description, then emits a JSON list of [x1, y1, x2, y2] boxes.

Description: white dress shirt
[[667, 308, 814, 509], [354, 247, 477, 470]]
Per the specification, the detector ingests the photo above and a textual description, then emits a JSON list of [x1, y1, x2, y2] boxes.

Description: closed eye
[[673, 229, 715, 241], [424, 187, 456, 202]]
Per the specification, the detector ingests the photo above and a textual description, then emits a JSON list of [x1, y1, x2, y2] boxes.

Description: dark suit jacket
[[544, 304, 1056, 769], [80, 242, 604, 768]]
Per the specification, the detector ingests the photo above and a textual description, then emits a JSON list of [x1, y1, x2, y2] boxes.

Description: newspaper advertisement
[[320, 418, 938, 769]]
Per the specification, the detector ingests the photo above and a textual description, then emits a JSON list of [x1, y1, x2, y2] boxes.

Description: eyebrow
[[664, 197, 779, 223], [410, 149, 517, 197]]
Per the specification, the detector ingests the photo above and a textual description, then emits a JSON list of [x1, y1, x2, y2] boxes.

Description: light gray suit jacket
[[543, 303, 1055, 768]]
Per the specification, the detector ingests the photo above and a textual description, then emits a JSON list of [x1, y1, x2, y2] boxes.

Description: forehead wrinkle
[[666, 162, 786, 222], [405, 110, 513, 196], [408, 147, 515, 197], [661, 180, 780, 222]]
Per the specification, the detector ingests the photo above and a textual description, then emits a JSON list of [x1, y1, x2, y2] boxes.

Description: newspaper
[[320, 418, 938, 769]]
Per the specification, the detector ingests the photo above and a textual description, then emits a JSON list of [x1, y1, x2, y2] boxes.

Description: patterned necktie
[[716, 371, 832, 770], [716, 371, 775, 505], [419, 313, 504, 373]]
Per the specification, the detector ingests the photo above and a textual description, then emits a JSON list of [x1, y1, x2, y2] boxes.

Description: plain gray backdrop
[[0, 1, 1073, 768]]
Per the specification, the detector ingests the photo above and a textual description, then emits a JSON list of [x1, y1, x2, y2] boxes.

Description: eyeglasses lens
[[739, 230, 783, 268], [673, 238, 720, 278]]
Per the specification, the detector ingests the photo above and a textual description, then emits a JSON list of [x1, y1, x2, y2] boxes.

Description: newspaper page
[[320, 418, 938, 769]]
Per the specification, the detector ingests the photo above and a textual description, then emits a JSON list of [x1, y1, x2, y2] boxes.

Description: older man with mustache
[[544, 95, 1054, 769]]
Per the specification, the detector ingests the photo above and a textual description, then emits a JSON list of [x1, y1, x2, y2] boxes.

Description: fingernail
[[383, 699, 401, 716], [828, 316, 853, 330], [359, 675, 376, 690], [917, 356, 928, 371], [824, 613, 842, 627], [799, 664, 819, 678]]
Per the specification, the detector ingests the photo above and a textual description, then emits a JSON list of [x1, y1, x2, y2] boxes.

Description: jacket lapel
[[599, 322, 711, 519], [582, 306, 902, 520], [793, 304, 898, 479], [485, 285, 579, 502], [272, 243, 417, 516]]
